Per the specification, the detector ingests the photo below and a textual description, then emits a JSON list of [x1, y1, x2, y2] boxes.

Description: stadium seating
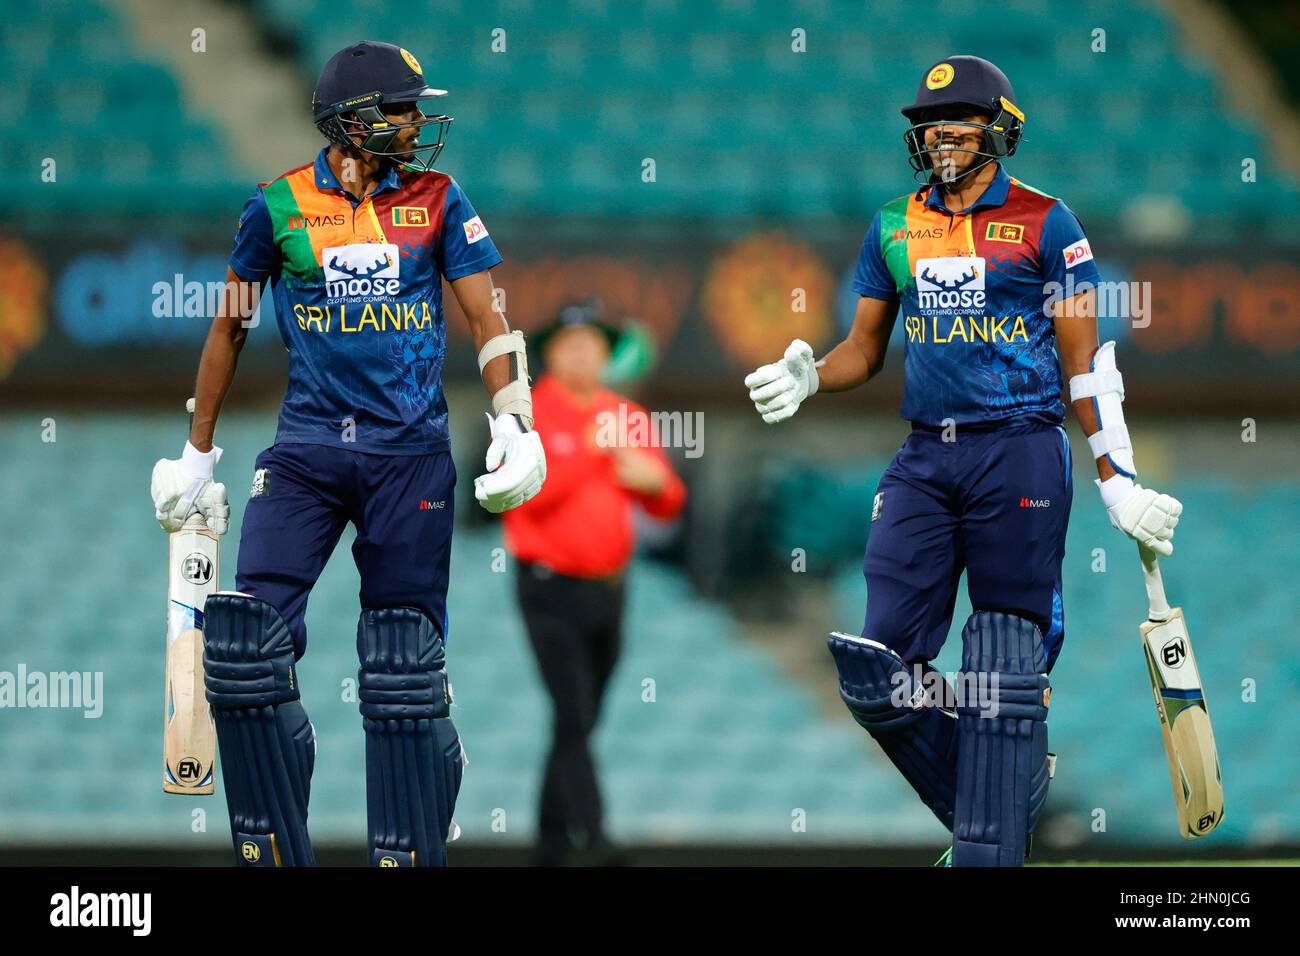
[[0, 412, 913, 846], [0, 410, 1292, 849], [3, 0, 1297, 857], [4, 0, 1296, 228], [0, 0, 241, 211], [247, 0, 1297, 229]]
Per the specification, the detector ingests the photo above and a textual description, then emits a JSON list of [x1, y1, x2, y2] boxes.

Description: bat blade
[[163, 516, 218, 795], [1140, 607, 1224, 838]]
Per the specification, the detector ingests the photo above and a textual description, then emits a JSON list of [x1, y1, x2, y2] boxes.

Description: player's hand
[[744, 339, 819, 424], [151, 442, 230, 534], [1098, 475, 1182, 557], [475, 413, 546, 513]]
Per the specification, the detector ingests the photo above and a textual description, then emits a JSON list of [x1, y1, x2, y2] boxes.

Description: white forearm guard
[[477, 329, 534, 431], [1069, 340, 1135, 479]]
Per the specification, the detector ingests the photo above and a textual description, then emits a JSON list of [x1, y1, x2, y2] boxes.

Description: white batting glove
[[475, 413, 546, 514], [744, 339, 819, 424], [1098, 475, 1182, 557], [151, 442, 230, 534]]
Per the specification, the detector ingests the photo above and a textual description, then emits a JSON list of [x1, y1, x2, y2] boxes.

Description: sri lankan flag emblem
[[985, 221, 1024, 243], [392, 206, 429, 227]]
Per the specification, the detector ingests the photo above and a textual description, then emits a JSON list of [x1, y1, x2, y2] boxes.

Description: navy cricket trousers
[[234, 443, 456, 658], [862, 419, 1073, 672]]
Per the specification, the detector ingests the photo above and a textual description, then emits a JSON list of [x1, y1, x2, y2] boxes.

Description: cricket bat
[[1138, 543, 1223, 838], [162, 398, 218, 794]]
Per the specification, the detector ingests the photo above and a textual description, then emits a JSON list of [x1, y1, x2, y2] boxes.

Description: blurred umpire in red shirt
[[503, 301, 686, 866]]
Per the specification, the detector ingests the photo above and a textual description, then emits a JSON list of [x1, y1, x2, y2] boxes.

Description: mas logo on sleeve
[[1063, 238, 1094, 268], [462, 216, 489, 244]]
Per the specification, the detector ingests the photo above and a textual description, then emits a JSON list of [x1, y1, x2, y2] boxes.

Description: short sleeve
[[438, 178, 503, 281], [229, 189, 278, 284], [1040, 200, 1101, 291], [852, 211, 899, 302]]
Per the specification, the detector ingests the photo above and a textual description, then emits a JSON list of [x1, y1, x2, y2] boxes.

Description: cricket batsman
[[744, 56, 1182, 866], [149, 40, 545, 866]]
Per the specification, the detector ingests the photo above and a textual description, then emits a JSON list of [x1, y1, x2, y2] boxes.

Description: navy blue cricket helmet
[[312, 40, 452, 172], [901, 55, 1025, 184]]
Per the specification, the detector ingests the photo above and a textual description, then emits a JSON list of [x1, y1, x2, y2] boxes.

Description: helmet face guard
[[903, 95, 1024, 187], [315, 90, 453, 172]]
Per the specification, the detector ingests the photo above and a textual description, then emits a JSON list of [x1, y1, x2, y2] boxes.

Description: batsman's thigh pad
[[952, 611, 1051, 867], [203, 593, 316, 866], [828, 632, 957, 830], [359, 607, 464, 867]]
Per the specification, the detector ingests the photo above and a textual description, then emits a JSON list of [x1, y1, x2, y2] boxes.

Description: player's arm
[[816, 295, 899, 392], [1052, 290, 1182, 555], [451, 270, 513, 404], [449, 269, 546, 513], [189, 266, 261, 452], [151, 188, 276, 536], [1052, 289, 1113, 481], [150, 265, 256, 536]]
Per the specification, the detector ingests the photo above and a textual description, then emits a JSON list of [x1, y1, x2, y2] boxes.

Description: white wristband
[[1096, 473, 1135, 510], [181, 440, 222, 480]]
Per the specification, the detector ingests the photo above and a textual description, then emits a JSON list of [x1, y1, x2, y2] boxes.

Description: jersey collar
[[923, 164, 1011, 215], [311, 146, 403, 199]]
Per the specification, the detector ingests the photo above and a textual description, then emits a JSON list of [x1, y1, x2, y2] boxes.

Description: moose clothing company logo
[[322, 242, 401, 302], [50, 886, 151, 936], [905, 255, 1031, 346], [915, 257, 986, 312], [250, 467, 270, 499]]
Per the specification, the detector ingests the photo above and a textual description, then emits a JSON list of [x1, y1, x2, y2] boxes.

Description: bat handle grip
[[183, 512, 210, 531], [1139, 543, 1172, 622]]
